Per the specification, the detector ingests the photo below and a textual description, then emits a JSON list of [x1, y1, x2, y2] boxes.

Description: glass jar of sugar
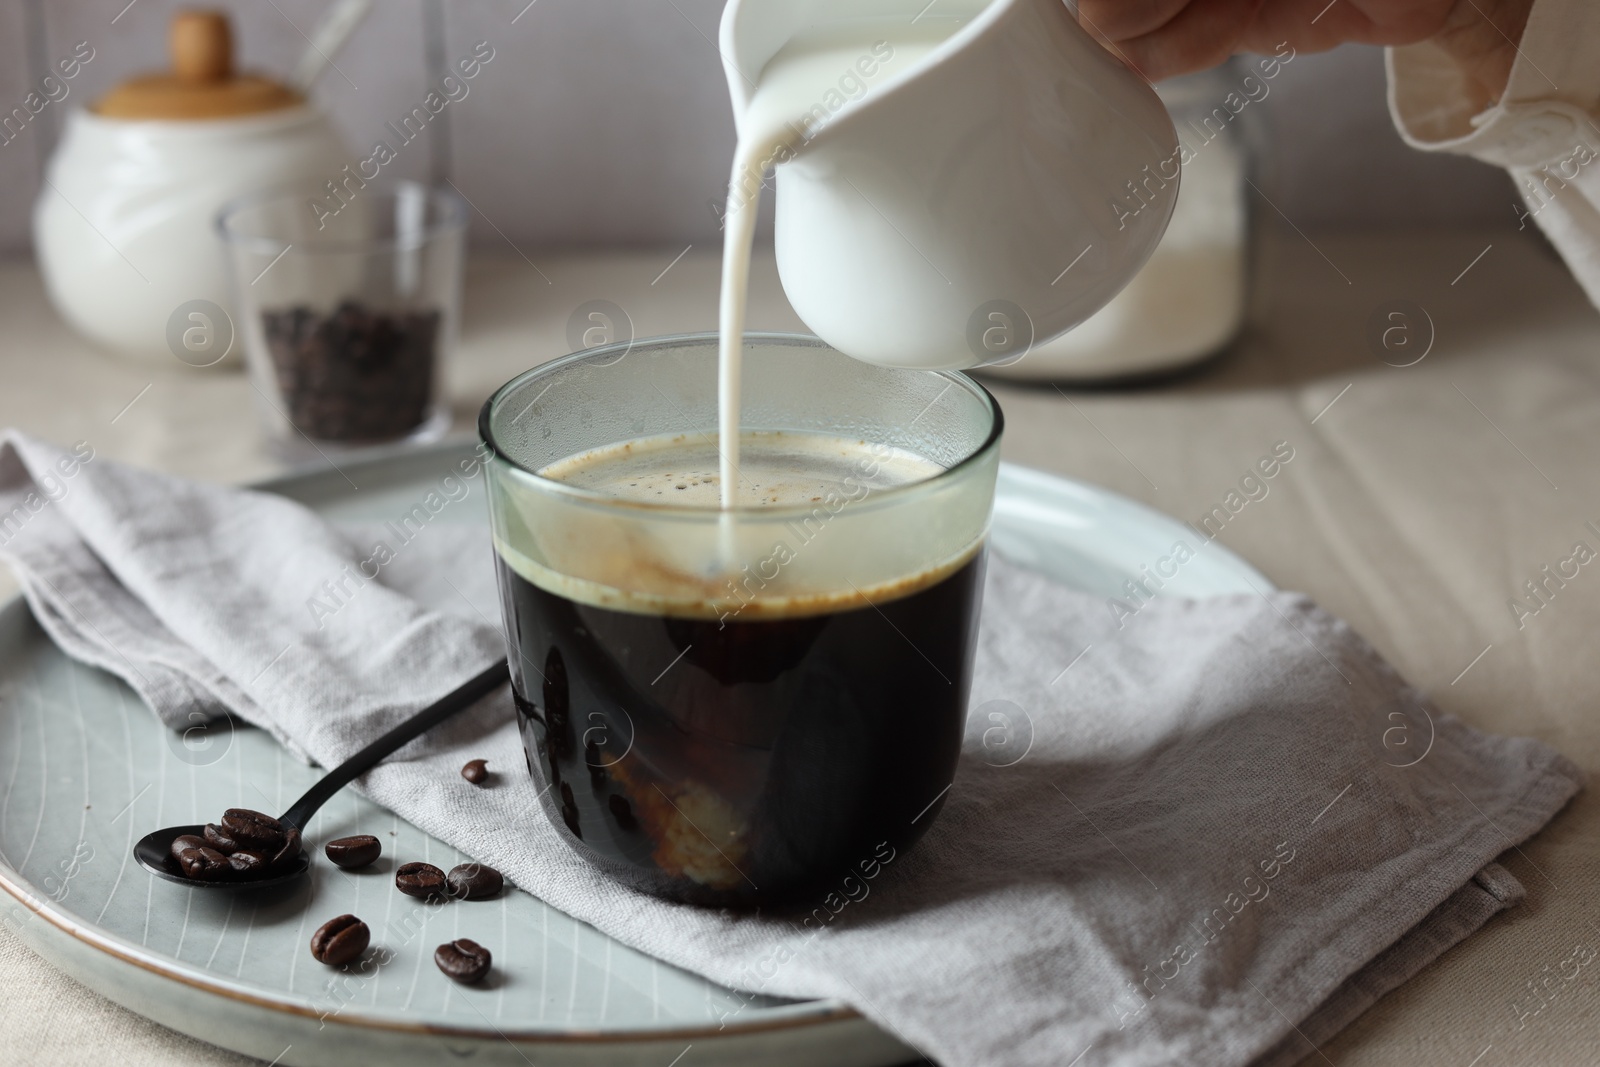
[[981, 59, 1265, 383]]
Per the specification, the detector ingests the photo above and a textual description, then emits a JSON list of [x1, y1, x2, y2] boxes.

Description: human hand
[[1076, 0, 1534, 106]]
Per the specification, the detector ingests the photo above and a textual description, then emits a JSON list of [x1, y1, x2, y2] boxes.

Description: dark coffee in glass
[[481, 336, 1002, 906]]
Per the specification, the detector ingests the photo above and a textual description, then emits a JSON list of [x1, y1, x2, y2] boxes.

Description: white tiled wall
[[0, 0, 1515, 257]]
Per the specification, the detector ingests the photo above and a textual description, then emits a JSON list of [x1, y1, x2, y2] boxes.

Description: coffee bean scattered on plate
[[310, 914, 371, 967], [447, 862, 503, 901], [434, 938, 492, 984], [325, 835, 382, 870], [460, 759, 489, 785], [396, 861, 448, 899]]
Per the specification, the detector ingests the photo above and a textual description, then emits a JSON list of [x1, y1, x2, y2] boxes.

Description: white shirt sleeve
[[1387, 0, 1600, 307]]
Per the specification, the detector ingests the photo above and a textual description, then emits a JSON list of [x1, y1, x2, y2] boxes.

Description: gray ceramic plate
[[0, 440, 1270, 1066]]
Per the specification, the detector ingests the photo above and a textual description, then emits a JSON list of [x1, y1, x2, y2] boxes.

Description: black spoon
[[134, 657, 509, 890]]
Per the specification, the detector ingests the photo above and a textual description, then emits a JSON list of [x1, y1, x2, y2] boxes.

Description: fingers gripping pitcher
[[718, 0, 1181, 371]]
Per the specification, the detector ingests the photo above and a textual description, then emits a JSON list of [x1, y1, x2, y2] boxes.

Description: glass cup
[[218, 181, 465, 459], [480, 333, 1003, 906]]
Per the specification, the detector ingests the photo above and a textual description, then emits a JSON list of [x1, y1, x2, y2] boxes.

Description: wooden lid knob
[[93, 9, 301, 120], [171, 10, 233, 84]]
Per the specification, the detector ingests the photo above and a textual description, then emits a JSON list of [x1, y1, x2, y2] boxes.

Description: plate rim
[[0, 436, 1272, 1047], [0, 858, 859, 1043]]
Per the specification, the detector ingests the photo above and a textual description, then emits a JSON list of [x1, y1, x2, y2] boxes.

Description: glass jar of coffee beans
[[220, 181, 465, 458]]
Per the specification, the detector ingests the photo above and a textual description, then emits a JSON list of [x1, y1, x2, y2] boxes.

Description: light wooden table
[[2, 231, 1598, 1065]]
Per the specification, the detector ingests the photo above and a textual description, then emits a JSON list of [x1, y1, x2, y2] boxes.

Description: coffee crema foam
[[494, 431, 982, 620], [542, 430, 939, 506]]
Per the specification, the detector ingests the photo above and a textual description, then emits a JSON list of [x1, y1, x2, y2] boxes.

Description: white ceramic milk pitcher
[[720, 0, 1180, 370]]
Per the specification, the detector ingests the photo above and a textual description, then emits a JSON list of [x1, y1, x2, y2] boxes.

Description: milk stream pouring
[[716, 25, 944, 505], [714, 0, 1180, 507]]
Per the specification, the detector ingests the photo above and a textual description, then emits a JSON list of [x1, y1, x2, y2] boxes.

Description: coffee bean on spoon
[[228, 850, 269, 877], [266, 827, 304, 875], [203, 823, 239, 854], [178, 846, 234, 881], [178, 811, 302, 880], [169, 834, 207, 864], [447, 862, 503, 900], [325, 834, 381, 870], [396, 861, 448, 899], [460, 759, 489, 785], [222, 808, 288, 851], [434, 938, 491, 983], [310, 914, 371, 967]]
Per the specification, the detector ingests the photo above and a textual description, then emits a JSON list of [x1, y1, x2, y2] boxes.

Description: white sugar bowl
[[33, 11, 348, 367]]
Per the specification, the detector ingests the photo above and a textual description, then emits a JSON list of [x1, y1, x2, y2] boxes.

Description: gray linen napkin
[[0, 432, 1582, 1067]]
